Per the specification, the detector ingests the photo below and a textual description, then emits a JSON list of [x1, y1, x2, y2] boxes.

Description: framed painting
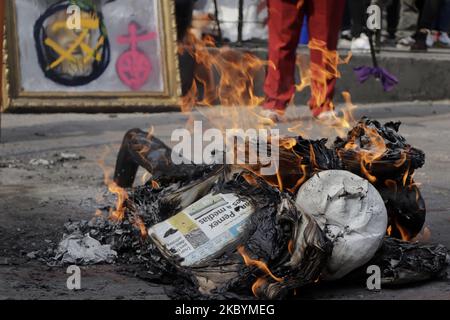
[[2, 0, 181, 111]]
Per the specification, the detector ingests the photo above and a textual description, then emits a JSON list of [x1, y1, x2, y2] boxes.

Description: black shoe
[[411, 31, 428, 51]]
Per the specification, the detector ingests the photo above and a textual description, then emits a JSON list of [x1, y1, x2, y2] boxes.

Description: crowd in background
[[189, 0, 450, 52], [342, 0, 450, 51]]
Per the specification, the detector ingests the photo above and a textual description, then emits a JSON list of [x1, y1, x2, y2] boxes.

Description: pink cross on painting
[[116, 22, 157, 91]]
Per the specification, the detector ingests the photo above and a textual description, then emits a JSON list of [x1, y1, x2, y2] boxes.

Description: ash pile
[[53, 118, 448, 299]]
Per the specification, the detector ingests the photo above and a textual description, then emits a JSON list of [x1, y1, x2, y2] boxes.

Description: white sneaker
[[396, 36, 415, 49], [314, 111, 341, 127], [341, 30, 352, 40], [351, 33, 370, 53], [438, 32, 450, 47], [338, 38, 352, 49], [426, 31, 437, 47], [259, 109, 285, 124]]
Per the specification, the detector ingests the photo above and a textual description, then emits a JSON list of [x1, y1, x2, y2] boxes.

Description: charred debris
[[50, 117, 448, 299]]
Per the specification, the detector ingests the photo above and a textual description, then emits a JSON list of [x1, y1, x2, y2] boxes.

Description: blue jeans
[[435, 0, 450, 32]]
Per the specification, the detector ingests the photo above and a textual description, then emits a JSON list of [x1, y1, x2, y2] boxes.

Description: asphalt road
[[1, 101, 450, 300]]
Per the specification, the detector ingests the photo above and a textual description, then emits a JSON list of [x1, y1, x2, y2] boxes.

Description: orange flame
[[98, 153, 129, 222], [151, 180, 160, 189], [288, 240, 294, 255], [402, 164, 411, 187], [309, 144, 319, 171], [141, 171, 152, 185], [343, 125, 387, 183], [133, 216, 148, 238], [275, 172, 284, 191], [396, 222, 412, 241], [178, 25, 359, 198], [414, 186, 421, 203], [387, 225, 392, 236], [242, 172, 259, 186], [388, 216, 412, 241], [386, 193, 427, 241], [287, 164, 308, 193], [360, 161, 377, 184], [394, 152, 407, 168], [251, 278, 267, 297], [295, 53, 311, 93], [238, 246, 282, 282], [295, 41, 355, 135], [238, 246, 283, 296], [98, 148, 147, 238], [306, 39, 351, 109], [180, 29, 358, 143], [179, 31, 267, 113], [280, 137, 297, 150], [341, 91, 357, 128]]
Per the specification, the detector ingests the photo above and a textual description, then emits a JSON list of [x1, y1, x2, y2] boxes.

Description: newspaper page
[[148, 193, 254, 266]]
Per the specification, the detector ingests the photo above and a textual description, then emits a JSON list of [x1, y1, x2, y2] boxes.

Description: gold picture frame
[[2, 0, 181, 112]]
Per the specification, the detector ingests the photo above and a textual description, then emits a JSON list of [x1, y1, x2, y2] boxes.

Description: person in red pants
[[262, 0, 346, 122]]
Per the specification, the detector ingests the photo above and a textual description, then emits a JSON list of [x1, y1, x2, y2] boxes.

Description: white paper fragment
[[56, 233, 117, 265], [29, 159, 52, 166], [296, 170, 388, 280], [58, 152, 84, 161]]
